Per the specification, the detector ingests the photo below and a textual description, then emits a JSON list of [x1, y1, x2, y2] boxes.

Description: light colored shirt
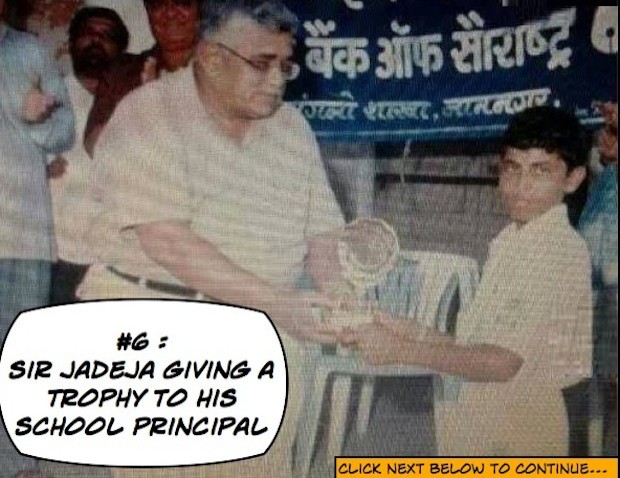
[[50, 75, 96, 264], [86, 66, 344, 287], [0, 25, 74, 261], [78, 67, 344, 478], [438, 204, 593, 456]]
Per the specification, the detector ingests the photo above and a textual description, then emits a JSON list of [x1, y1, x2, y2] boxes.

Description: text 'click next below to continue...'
[[0, 300, 288, 467], [335, 459, 618, 478]]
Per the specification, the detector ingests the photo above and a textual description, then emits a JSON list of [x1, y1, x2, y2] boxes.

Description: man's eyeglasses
[[217, 42, 299, 81]]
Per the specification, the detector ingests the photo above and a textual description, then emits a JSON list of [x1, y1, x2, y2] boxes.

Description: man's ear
[[196, 41, 222, 72], [564, 166, 587, 194]]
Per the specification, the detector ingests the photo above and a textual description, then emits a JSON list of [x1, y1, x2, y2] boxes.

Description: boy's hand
[[372, 311, 425, 340], [340, 322, 400, 365]]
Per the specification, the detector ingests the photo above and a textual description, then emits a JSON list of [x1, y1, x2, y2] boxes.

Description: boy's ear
[[564, 166, 587, 194]]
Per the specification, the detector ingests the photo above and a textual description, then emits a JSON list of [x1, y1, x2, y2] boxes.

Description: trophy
[[324, 217, 400, 330]]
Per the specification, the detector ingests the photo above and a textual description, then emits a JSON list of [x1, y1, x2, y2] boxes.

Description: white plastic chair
[[293, 251, 479, 477]]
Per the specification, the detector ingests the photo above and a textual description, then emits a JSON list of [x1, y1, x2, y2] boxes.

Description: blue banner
[[284, 1, 618, 141]]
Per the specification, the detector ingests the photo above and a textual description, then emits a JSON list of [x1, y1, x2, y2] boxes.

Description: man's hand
[[268, 289, 340, 344], [22, 78, 58, 123], [47, 155, 68, 179], [141, 56, 158, 84]]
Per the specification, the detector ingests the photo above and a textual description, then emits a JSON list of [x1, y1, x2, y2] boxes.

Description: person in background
[[70, 7, 156, 156], [50, 2, 201, 307], [49, 7, 154, 304], [43, 8, 156, 477], [142, 0, 200, 74], [83, 0, 155, 54], [343, 106, 593, 456], [579, 101, 617, 456], [0, 0, 74, 476]]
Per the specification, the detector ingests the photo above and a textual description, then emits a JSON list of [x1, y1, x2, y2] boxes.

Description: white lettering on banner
[[543, 8, 576, 69], [290, 89, 551, 123], [442, 88, 551, 118], [376, 21, 444, 78], [304, 20, 370, 79], [290, 93, 359, 121], [299, 8, 576, 81], [450, 11, 485, 73], [341, 0, 399, 11], [451, 8, 576, 74], [343, 0, 364, 11], [363, 101, 433, 121], [591, 6, 618, 54]]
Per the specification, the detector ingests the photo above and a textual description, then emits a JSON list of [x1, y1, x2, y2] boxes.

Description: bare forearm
[[393, 339, 523, 382], [134, 222, 278, 310], [133, 221, 337, 343], [306, 232, 344, 292]]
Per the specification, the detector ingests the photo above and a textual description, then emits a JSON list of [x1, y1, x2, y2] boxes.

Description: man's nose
[[86, 31, 107, 45], [265, 64, 286, 90]]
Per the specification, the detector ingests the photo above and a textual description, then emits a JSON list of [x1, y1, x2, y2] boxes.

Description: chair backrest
[[365, 256, 423, 320], [364, 250, 479, 334], [399, 250, 480, 333]]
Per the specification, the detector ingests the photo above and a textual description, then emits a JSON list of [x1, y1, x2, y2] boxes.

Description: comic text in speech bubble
[[0, 300, 287, 467]]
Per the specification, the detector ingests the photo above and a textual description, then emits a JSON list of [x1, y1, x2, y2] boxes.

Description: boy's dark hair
[[501, 106, 589, 171], [69, 7, 130, 53]]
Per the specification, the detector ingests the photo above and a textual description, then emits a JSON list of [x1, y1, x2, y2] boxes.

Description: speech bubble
[[0, 300, 287, 467]]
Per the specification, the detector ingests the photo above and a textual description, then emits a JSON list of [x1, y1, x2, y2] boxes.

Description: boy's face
[[499, 147, 585, 225]]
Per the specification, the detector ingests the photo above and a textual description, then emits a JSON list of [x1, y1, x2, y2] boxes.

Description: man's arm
[[134, 220, 337, 343], [302, 118, 346, 292], [306, 231, 345, 293], [21, 41, 74, 153]]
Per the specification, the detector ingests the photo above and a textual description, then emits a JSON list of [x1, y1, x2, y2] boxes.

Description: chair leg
[[294, 365, 332, 478], [327, 377, 353, 459], [356, 378, 375, 437], [589, 417, 604, 456]]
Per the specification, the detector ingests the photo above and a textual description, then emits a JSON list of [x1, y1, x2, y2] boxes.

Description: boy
[[343, 106, 593, 456]]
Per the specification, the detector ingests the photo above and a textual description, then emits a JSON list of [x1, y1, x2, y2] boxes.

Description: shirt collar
[[504, 204, 570, 239]]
